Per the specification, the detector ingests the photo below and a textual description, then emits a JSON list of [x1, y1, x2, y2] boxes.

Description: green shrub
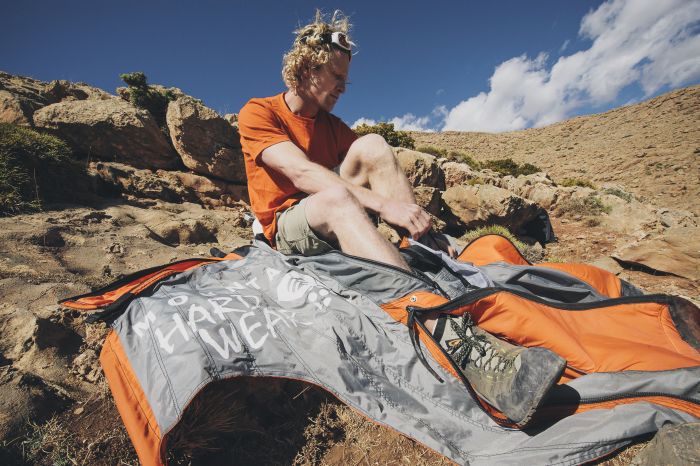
[[0, 123, 76, 215], [557, 194, 612, 217], [119, 71, 176, 131], [447, 150, 480, 169], [561, 178, 596, 189], [353, 122, 415, 149], [416, 145, 447, 158], [481, 158, 540, 177], [604, 187, 633, 203]]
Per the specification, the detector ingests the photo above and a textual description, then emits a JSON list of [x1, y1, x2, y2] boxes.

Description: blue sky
[[3, 0, 699, 132]]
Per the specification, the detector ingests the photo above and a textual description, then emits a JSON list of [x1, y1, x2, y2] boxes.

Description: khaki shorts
[[275, 198, 334, 256]]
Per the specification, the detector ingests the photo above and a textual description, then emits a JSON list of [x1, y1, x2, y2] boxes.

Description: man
[[238, 13, 435, 272], [238, 11, 565, 427]]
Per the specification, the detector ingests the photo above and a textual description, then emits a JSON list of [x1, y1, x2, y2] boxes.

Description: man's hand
[[379, 200, 431, 240]]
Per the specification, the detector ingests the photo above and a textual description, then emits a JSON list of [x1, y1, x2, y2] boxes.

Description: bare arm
[[261, 141, 430, 238]]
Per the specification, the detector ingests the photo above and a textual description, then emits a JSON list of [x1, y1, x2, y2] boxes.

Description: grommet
[[410, 295, 418, 303]]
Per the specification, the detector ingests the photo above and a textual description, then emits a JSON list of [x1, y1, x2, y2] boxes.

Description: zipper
[[334, 250, 451, 298], [405, 286, 677, 315], [576, 392, 700, 406]]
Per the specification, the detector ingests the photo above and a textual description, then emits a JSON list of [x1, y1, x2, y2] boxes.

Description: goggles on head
[[301, 31, 355, 60]]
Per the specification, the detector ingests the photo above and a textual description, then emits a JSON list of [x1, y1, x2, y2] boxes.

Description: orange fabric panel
[[100, 331, 164, 466], [62, 257, 241, 311], [458, 292, 700, 379], [458, 235, 529, 266], [537, 262, 622, 298]]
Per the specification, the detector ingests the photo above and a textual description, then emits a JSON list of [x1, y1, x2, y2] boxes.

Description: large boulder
[[631, 423, 700, 466], [394, 148, 444, 188], [90, 162, 249, 208], [166, 96, 246, 183], [0, 72, 49, 125], [33, 99, 179, 169], [612, 226, 700, 281], [440, 160, 500, 189], [0, 72, 114, 126], [442, 184, 541, 231]]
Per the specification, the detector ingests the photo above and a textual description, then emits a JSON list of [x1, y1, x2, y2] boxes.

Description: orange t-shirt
[[238, 92, 357, 244]]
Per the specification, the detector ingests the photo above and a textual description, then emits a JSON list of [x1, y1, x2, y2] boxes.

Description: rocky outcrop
[[166, 96, 246, 183], [33, 99, 179, 169], [612, 227, 700, 281], [442, 184, 541, 231], [0, 72, 114, 125], [90, 162, 249, 208], [394, 148, 444, 189], [631, 422, 700, 465]]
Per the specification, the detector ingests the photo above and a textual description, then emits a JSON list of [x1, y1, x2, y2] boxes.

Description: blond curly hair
[[282, 10, 353, 92]]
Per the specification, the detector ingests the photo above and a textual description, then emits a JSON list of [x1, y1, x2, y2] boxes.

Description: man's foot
[[434, 314, 566, 426]]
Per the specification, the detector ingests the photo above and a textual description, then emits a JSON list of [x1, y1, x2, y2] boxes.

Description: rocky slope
[[411, 85, 700, 216], [0, 71, 698, 465]]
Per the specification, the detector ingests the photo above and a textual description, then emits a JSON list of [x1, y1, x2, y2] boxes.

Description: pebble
[[74, 406, 84, 415]]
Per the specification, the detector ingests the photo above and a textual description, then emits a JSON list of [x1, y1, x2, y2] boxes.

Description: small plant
[[466, 177, 485, 186], [604, 187, 633, 203], [557, 194, 612, 217], [481, 158, 540, 177], [447, 150, 480, 169], [561, 178, 596, 189], [353, 122, 415, 149], [416, 145, 447, 158], [0, 123, 75, 215], [119, 71, 176, 131]]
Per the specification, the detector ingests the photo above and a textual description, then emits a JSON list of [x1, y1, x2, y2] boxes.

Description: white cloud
[[352, 112, 437, 132], [559, 39, 570, 53], [440, 0, 700, 132], [351, 117, 377, 128]]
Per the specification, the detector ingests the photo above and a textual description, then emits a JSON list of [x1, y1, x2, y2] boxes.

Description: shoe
[[435, 314, 566, 426]]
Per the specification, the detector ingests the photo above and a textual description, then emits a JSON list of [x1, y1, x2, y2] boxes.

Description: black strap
[[407, 307, 444, 383]]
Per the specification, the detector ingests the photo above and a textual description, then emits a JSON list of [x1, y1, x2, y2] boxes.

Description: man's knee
[[347, 133, 396, 169], [307, 186, 361, 220]]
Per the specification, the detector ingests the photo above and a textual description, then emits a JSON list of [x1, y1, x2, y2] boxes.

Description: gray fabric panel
[[112, 247, 700, 465], [293, 251, 437, 304], [481, 262, 609, 303]]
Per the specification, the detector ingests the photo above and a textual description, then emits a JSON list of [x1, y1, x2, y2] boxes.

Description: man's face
[[307, 50, 350, 113]]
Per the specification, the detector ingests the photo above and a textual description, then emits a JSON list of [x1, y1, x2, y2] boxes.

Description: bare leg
[[339, 134, 416, 203], [304, 186, 410, 271]]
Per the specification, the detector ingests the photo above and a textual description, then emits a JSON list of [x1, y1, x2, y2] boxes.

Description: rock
[[147, 218, 218, 245], [442, 184, 541, 231], [116, 84, 186, 103], [0, 367, 71, 442], [166, 96, 246, 183], [42, 79, 113, 103], [439, 160, 505, 190], [413, 186, 441, 216], [394, 148, 444, 188], [33, 99, 179, 169], [0, 72, 48, 125], [224, 113, 238, 128], [612, 227, 700, 281], [0, 72, 115, 125], [631, 422, 700, 466], [72, 349, 101, 383], [89, 161, 249, 208], [588, 256, 624, 274], [497, 173, 559, 209]]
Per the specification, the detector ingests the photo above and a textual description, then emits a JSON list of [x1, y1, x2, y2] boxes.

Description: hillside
[[411, 85, 700, 216]]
